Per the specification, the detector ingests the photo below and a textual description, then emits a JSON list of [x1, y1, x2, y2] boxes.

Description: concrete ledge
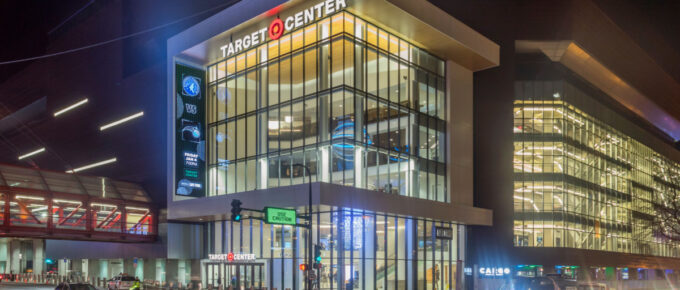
[[168, 182, 492, 226]]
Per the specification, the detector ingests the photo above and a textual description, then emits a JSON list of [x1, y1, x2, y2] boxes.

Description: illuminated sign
[[264, 207, 297, 225], [434, 226, 453, 240], [175, 64, 206, 197], [219, 0, 347, 58], [209, 253, 256, 262], [479, 267, 511, 278], [182, 76, 200, 97]]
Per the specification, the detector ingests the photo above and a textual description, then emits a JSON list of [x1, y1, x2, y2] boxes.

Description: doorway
[[206, 262, 265, 289]]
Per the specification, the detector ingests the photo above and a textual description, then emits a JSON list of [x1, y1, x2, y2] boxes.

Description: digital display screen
[[175, 64, 206, 197]]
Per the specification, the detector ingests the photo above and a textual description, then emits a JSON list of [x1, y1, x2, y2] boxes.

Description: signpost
[[264, 207, 297, 225]]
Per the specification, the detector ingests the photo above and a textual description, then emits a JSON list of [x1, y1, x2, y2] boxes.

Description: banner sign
[[175, 64, 206, 197]]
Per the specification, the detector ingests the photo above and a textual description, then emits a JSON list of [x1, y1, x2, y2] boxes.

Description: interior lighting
[[53, 199, 82, 205], [18, 147, 46, 160], [66, 158, 116, 173], [91, 203, 117, 208], [54, 98, 88, 117], [15, 195, 45, 201], [100, 111, 144, 131], [125, 206, 149, 211]]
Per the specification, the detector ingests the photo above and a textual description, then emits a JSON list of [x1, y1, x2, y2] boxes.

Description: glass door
[[206, 263, 222, 288], [221, 263, 264, 290]]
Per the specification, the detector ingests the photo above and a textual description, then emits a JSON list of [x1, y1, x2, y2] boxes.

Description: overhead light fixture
[[125, 206, 149, 211], [53, 199, 82, 205], [54, 98, 88, 117], [16, 195, 45, 201], [66, 157, 117, 173], [18, 147, 46, 160], [91, 203, 117, 208], [100, 111, 144, 131]]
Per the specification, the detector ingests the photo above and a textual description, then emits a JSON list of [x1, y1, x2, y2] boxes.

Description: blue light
[[182, 76, 200, 97]]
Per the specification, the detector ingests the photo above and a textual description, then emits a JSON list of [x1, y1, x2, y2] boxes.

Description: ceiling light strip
[[66, 158, 117, 173], [100, 111, 144, 131], [54, 98, 88, 117], [18, 147, 46, 160]]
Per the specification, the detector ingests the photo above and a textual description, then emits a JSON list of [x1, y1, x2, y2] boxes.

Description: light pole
[[293, 163, 313, 290]]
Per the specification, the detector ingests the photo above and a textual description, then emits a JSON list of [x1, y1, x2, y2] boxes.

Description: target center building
[[166, 0, 498, 289]]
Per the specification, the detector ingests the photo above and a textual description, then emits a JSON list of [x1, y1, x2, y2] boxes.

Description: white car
[[107, 276, 136, 289]]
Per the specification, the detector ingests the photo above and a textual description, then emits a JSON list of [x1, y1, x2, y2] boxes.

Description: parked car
[[503, 275, 579, 289], [108, 275, 136, 289], [577, 282, 608, 290]]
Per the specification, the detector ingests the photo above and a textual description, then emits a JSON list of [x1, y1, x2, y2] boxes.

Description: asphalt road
[[0, 282, 105, 289], [0, 282, 55, 290]]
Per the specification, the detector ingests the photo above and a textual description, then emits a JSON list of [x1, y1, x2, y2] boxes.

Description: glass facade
[[205, 11, 448, 202], [205, 209, 460, 290], [513, 80, 680, 257]]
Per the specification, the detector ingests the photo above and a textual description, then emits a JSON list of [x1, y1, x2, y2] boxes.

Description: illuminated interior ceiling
[[517, 40, 680, 141], [179, 0, 499, 72]]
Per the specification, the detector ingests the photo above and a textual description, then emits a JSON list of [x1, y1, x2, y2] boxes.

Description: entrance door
[[206, 263, 264, 289]]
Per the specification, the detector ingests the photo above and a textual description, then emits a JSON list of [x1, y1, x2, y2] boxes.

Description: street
[[0, 282, 55, 290], [0, 282, 104, 289]]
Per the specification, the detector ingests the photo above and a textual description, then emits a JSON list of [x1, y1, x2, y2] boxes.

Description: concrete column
[[58, 258, 70, 277], [0, 238, 9, 273], [87, 259, 100, 279], [10, 239, 21, 274], [98, 259, 108, 279], [143, 258, 156, 283], [32, 239, 44, 274], [124, 259, 135, 276], [166, 259, 178, 286], [134, 258, 144, 281], [446, 60, 474, 206], [155, 259, 166, 283], [81, 259, 89, 279], [190, 259, 201, 282]]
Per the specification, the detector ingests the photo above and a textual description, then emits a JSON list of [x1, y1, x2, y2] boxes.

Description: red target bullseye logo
[[268, 18, 284, 40], [227, 252, 234, 262]]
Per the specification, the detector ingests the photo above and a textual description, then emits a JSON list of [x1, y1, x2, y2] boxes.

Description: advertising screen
[[175, 63, 206, 197]]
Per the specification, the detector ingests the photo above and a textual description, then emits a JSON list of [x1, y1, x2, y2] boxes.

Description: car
[[503, 275, 579, 290], [577, 282, 608, 290], [55, 283, 98, 290], [107, 275, 137, 289]]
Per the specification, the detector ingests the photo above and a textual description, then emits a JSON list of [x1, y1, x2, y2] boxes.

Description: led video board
[[175, 64, 206, 197]]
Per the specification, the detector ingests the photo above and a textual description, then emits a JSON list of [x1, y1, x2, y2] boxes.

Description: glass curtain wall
[[513, 80, 680, 258], [208, 209, 459, 290], [206, 11, 447, 202]]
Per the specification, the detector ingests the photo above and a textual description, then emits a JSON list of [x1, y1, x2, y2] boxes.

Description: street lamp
[[292, 163, 313, 290]]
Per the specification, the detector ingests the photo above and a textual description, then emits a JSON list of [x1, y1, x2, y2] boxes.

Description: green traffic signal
[[231, 199, 243, 222], [314, 244, 322, 263]]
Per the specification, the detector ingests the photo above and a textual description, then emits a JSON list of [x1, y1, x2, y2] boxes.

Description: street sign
[[264, 207, 297, 225]]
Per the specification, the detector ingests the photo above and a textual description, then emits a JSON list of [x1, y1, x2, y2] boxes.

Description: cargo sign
[[264, 207, 297, 225]]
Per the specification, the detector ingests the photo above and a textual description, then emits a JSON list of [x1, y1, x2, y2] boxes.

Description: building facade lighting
[[54, 98, 89, 117], [18, 147, 46, 160], [66, 158, 117, 173], [100, 111, 144, 131]]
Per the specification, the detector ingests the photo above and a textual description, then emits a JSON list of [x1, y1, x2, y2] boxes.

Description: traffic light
[[299, 264, 309, 271], [313, 244, 322, 268], [231, 199, 242, 221]]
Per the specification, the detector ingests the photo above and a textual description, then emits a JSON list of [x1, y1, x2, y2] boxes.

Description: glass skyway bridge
[[0, 164, 156, 242]]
